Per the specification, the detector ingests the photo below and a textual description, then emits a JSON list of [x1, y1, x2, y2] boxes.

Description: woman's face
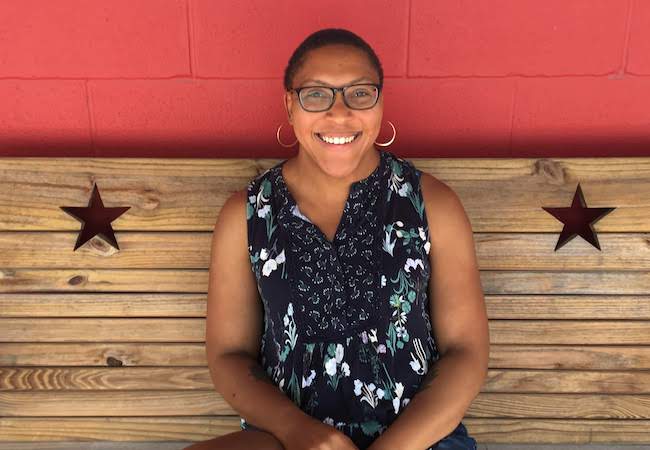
[[284, 44, 383, 177]]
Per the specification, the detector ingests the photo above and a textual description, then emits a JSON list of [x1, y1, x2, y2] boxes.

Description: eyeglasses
[[290, 83, 382, 112]]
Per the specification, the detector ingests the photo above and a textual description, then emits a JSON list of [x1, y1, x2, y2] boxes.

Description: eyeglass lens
[[299, 84, 378, 111]]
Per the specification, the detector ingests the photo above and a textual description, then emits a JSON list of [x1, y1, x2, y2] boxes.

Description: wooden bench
[[1, 156, 649, 449]]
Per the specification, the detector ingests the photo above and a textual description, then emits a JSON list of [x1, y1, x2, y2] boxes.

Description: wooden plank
[[463, 418, 650, 445], [0, 157, 648, 232], [2, 318, 650, 344], [0, 367, 213, 390], [0, 390, 230, 416], [2, 232, 650, 270], [0, 293, 206, 317], [0, 343, 206, 366], [0, 158, 258, 231], [480, 271, 650, 295], [0, 443, 192, 450], [487, 320, 650, 344], [2, 391, 650, 419], [488, 345, 650, 370], [0, 416, 237, 441], [0, 318, 207, 342], [1, 417, 650, 444], [1, 270, 649, 294], [2, 343, 649, 370], [2, 367, 650, 394], [2, 294, 650, 319]]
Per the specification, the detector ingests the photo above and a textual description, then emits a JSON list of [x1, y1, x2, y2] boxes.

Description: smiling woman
[[184, 27, 486, 450]]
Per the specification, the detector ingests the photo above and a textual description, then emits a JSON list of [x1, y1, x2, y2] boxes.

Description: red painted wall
[[0, 0, 648, 158]]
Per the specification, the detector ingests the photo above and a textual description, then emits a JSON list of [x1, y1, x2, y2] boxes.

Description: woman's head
[[282, 28, 385, 177]]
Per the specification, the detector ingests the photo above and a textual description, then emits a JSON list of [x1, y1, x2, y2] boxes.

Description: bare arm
[[368, 174, 490, 450], [205, 188, 309, 443]]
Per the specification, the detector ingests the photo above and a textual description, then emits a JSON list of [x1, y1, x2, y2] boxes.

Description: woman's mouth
[[315, 131, 362, 147]]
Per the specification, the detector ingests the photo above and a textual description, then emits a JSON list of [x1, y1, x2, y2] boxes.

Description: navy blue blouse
[[243, 149, 477, 449]]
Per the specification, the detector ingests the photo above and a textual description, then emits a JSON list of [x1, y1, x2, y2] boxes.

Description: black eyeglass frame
[[289, 83, 383, 112]]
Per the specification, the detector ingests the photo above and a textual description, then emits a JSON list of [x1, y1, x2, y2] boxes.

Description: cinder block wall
[[0, 0, 647, 158]]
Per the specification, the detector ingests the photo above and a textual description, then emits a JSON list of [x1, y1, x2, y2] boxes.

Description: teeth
[[318, 133, 359, 145]]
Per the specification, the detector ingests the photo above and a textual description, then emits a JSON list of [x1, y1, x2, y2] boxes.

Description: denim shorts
[[241, 418, 477, 450], [430, 421, 478, 450]]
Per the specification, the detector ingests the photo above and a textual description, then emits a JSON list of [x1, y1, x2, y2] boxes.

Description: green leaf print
[[386, 322, 397, 356], [360, 420, 383, 436], [287, 369, 301, 406], [279, 345, 289, 363], [408, 189, 425, 220], [390, 269, 412, 296]]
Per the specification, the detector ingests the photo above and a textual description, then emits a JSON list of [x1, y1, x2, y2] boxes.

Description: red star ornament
[[60, 183, 130, 251], [542, 183, 616, 252]]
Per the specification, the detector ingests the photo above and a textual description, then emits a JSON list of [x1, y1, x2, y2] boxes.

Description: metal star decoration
[[542, 183, 616, 251], [60, 183, 131, 251]]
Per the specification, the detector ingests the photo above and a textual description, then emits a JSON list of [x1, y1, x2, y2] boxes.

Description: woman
[[184, 28, 489, 450]]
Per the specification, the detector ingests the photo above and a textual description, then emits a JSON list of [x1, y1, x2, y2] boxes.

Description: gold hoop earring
[[374, 120, 396, 147], [276, 123, 298, 148]]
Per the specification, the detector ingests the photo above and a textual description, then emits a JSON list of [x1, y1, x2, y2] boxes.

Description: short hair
[[283, 28, 384, 92]]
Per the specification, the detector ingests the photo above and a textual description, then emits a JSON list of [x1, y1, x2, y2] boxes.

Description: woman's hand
[[278, 415, 359, 450]]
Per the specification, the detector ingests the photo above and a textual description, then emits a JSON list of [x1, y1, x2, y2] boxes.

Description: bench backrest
[[1, 156, 649, 445]]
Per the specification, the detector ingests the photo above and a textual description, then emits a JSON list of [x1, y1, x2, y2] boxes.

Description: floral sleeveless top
[[242, 149, 477, 450]]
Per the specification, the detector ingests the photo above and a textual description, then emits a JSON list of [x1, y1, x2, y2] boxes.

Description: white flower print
[[404, 257, 424, 273], [389, 167, 406, 197], [255, 185, 269, 210], [335, 343, 344, 363], [398, 182, 411, 197], [283, 302, 297, 350], [376, 388, 385, 400], [424, 240, 431, 255], [368, 328, 378, 343], [302, 369, 316, 388], [341, 362, 350, 377], [381, 275, 386, 287], [383, 227, 396, 256], [354, 379, 381, 409], [393, 382, 405, 414], [383, 221, 411, 256], [257, 204, 271, 218], [324, 343, 350, 390], [418, 226, 426, 240], [325, 357, 338, 376], [377, 344, 387, 354], [262, 258, 277, 276], [409, 338, 428, 375], [261, 249, 286, 277], [260, 248, 268, 261], [323, 417, 334, 426]]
